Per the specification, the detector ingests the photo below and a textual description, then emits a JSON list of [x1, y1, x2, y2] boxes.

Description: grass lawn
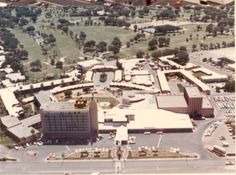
[[170, 24, 234, 50], [192, 71, 208, 79], [23, 63, 71, 84], [0, 129, 15, 145], [70, 26, 136, 44], [10, 28, 44, 62]]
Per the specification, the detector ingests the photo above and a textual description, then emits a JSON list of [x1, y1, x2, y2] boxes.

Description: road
[[189, 52, 234, 77], [0, 159, 234, 175]]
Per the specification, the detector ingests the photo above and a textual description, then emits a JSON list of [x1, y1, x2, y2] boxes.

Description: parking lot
[[203, 121, 235, 157]]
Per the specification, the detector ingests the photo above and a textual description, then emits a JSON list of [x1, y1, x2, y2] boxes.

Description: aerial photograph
[[0, 0, 235, 175]]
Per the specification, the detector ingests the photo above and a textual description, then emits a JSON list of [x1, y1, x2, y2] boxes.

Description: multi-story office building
[[156, 86, 214, 118], [40, 98, 98, 139], [184, 86, 203, 116]]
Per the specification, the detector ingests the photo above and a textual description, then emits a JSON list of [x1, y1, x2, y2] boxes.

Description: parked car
[[225, 161, 234, 165]]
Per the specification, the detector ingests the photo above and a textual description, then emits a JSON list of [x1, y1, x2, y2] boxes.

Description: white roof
[[0, 115, 21, 129], [132, 75, 152, 86], [131, 70, 150, 76], [163, 69, 211, 93], [51, 82, 94, 94], [115, 125, 128, 141], [192, 67, 228, 81], [18, 76, 78, 92], [99, 108, 193, 130], [207, 0, 234, 5], [84, 71, 93, 82], [159, 55, 198, 70], [110, 82, 155, 92], [0, 67, 14, 74], [227, 64, 235, 70], [0, 88, 22, 117], [77, 59, 101, 68], [1, 79, 14, 88], [156, 95, 188, 108], [157, 70, 171, 92], [8, 125, 39, 139], [113, 70, 122, 82], [0, 2, 7, 7], [6, 73, 26, 82], [21, 114, 41, 127], [202, 96, 213, 109]]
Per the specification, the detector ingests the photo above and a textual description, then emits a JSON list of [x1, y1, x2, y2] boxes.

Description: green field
[[0, 129, 15, 145], [70, 26, 136, 44]]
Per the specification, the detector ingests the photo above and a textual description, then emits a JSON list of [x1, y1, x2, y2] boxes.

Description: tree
[[96, 41, 107, 52], [224, 80, 235, 92], [30, 59, 42, 71], [64, 90, 72, 98], [108, 45, 120, 55], [165, 38, 170, 46], [62, 26, 69, 34], [136, 51, 145, 58], [192, 44, 197, 51], [148, 39, 157, 50], [79, 31, 87, 44], [56, 61, 63, 69], [111, 37, 122, 48], [151, 51, 162, 60], [134, 24, 138, 32], [218, 25, 224, 35], [158, 37, 166, 47], [206, 23, 214, 34], [126, 41, 130, 48], [26, 25, 35, 32], [51, 58, 55, 65], [213, 26, 218, 37], [84, 40, 96, 48], [131, 10, 136, 18], [175, 51, 189, 66]]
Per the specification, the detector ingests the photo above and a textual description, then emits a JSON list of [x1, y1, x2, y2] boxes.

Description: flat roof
[[99, 108, 193, 131], [202, 96, 213, 109], [41, 101, 89, 111], [115, 125, 128, 141], [184, 86, 202, 98], [21, 114, 41, 127], [132, 75, 152, 86], [113, 70, 122, 82], [164, 69, 211, 93], [77, 59, 101, 68], [6, 72, 25, 82], [156, 95, 188, 108], [0, 87, 23, 117], [8, 125, 39, 139], [34, 91, 54, 105], [157, 70, 171, 92], [0, 115, 20, 129]]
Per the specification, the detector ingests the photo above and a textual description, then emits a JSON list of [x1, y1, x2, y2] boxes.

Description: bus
[[213, 145, 226, 157]]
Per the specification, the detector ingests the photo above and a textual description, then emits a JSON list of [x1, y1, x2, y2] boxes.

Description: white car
[[225, 161, 234, 165]]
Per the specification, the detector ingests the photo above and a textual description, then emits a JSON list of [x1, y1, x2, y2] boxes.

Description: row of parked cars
[[213, 96, 235, 102], [14, 141, 43, 150]]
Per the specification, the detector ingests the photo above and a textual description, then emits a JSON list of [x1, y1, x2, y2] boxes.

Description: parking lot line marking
[[65, 145, 71, 152]]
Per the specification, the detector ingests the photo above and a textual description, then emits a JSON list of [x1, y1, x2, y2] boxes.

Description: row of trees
[[0, 28, 28, 72], [154, 25, 181, 36], [148, 37, 170, 50], [82, 37, 122, 55], [151, 46, 189, 66]]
